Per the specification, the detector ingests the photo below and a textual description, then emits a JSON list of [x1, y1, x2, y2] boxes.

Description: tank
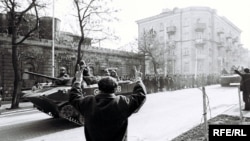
[[22, 71, 138, 126], [220, 74, 241, 86]]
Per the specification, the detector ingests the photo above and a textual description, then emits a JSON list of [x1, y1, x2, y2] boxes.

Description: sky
[[53, 0, 250, 50]]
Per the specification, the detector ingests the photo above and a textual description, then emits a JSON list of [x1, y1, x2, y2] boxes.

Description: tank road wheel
[[59, 104, 75, 118], [78, 114, 85, 125]]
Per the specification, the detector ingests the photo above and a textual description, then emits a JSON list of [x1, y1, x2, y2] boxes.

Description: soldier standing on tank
[[235, 68, 250, 110], [55, 66, 70, 85], [79, 60, 91, 76]]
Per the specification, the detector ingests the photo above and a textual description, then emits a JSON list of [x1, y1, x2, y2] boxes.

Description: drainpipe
[[180, 10, 183, 74]]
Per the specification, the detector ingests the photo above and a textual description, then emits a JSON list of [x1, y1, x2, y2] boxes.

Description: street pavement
[[1, 85, 250, 141], [0, 101, 34, 115]]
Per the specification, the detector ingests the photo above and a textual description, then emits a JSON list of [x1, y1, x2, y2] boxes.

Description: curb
[[221, 104, 250, 118], [0, 102, 34, 115]]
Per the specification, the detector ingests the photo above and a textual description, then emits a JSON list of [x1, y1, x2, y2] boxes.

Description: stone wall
[[0, 35, 144, 100]]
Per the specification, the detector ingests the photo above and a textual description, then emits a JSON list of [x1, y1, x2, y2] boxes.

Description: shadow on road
[[0, 117, 81, 141]]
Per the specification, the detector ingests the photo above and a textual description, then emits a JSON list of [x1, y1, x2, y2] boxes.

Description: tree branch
[[15, 2, 39, 45]]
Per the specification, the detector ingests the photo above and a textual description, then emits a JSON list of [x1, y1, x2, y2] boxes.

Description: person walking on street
[[69, 65, 147, 141]]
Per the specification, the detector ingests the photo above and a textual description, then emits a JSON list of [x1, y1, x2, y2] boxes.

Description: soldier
[[103, 69, 111, 76], [57, 67, 70, 78], [55, 66, 70, 85], [235, 68, 250, 110], [159, 76, 165, 92], [109, 69, 120, 81], [32, 81, 43, 91], [165, 75, 169, 91], [79, 60, 91, 76]]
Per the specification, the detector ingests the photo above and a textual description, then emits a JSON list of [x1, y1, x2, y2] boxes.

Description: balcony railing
[[197, 54, 206, 59], [167, 54, 176, 60], [195, 23, 206, 32], [167, 26, 176, 34], [195, 38, 205, 46], [226, 34, 232, 40], [226, 47, 232, 52], [217, 41, 225, 48], [232, 37, 238, 44], [167, 40, 176, 48], [217, 29, 224, 35]]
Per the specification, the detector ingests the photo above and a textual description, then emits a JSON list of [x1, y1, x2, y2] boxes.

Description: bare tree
[[73, 0, 119, 71], [118, 38, 139, 53], [138, 29, 165, 74], [0, 0, 46, 109]]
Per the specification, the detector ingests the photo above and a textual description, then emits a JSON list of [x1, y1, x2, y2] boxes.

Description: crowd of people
[[142, 73, 221, 94]]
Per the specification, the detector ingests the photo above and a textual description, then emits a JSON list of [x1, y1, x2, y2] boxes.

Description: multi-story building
[[137, 6, 249, 76]]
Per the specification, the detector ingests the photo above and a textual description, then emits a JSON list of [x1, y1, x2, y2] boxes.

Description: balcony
[[232, 37, 238, 44], [226, 47, 232, 52], [217, 41, 225, 48], [226, 34, 232, 40], [167, 26, 176, 34], [197, 54, 206, 59], [195, 23, 206, 32], [167, 54, 176, 60], [195, 38, 205, 46], [167, 40, 176, 48], [217, 29, 224, 35]]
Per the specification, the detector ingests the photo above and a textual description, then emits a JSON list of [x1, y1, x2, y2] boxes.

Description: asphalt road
[[0, 85, 240, 141]]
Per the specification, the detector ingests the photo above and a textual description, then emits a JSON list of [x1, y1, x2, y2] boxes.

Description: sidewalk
[[222, 104, 250, 118], [0, 101, 34, 115]]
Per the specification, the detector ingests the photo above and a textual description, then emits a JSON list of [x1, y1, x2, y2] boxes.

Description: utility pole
[[238, 85, 243, 122], [202, 86, 208, 141], [52, 0, 55, 77]]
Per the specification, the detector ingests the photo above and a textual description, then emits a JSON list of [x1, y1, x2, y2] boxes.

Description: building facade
[[0, 13, 144, 100], [137, 7, 249, 76], [0, 34, 144, 100]]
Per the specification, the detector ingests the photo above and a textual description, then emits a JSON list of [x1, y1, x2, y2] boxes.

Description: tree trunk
[[11, 29, 21, 109], [74, 37, 84, 72], [152, 59, 158, 75]]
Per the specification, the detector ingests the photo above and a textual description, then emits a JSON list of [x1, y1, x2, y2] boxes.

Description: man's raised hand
[[75, 64, 83, 83]]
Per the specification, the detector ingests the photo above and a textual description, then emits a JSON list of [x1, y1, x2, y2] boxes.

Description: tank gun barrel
[[24, 71, 62, 81]]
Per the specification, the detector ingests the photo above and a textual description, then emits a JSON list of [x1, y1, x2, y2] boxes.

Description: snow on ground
[[127, 85, 239, 141]]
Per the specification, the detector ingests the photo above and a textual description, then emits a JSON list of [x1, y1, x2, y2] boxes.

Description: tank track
[[36, 104, 84, 126], [59, 104, 84, 126], [61, 115, 84, 126]]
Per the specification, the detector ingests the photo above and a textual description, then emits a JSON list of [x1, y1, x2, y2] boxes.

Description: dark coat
[[69, 81, 146, 141], [235, 70, 250, 92]]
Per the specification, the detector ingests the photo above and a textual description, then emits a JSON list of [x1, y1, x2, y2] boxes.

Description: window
[[184, 62, 189, 73], [183, 32, 189, 40], [197, 60, 204, 72], [160, 23, 164, 31], [196, 32, 203, 39], [183, 48, 189, 56], [209, 48, 213, 57]]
